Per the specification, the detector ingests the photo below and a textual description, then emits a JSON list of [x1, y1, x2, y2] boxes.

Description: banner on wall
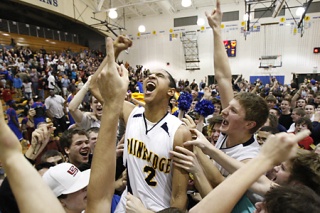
[[222, 24, 239, 32], [169, 33, 179, 41], [240, 24, 260, 34]]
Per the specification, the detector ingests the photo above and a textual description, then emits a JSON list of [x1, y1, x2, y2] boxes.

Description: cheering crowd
[[0, 1, 319, 213]]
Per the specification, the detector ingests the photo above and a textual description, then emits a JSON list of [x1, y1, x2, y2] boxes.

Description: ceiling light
[[138, 25, 146, 33], [197, 18, 205, 26], [108, 9, 118, 19], [296, 7, 305, 17], [243, 13, 249, 21], [181, 0, 192, 8]]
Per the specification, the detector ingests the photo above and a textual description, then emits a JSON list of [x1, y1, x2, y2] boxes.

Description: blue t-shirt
[[67, 95, 75, 125], [13, 77, 22, 88], [0, 70, 9, 80], [31, 102, 46, 128], [232, 195, 256, 213]]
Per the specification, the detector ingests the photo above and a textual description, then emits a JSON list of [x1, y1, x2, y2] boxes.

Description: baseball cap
[[42, 163, 90, 197]]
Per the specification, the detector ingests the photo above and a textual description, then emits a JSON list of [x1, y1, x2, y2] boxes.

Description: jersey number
[[144, 166, 157, 186]]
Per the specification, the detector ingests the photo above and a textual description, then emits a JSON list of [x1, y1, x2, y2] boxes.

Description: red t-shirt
[[298, 136, 314, 150], [2, 89, 12, 102]]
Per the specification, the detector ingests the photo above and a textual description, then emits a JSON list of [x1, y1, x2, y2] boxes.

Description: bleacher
[[0, 31, 87, 53]]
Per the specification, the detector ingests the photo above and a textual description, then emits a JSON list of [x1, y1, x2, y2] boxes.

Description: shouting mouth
[[145, 81, 156, 95]]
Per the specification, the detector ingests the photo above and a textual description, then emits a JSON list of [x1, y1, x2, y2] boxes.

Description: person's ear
[[64, 147, 70, 155], [59, 198, 67, 208], [245, 121, 256, 131]]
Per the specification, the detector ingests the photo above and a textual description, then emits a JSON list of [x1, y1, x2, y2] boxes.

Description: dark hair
[[264, 185, 320, 213], [267, 114, 278, 129], [270, 107, 281, 116], [212, 98, 221, 105], [260, 126, 279, 134], [68, 84, 77, 94], [86, 127, 100, 135], [202, 125, 209, 136], [288, 152, 320, 195], [35, 162, 55, 171], [290, 82, 297, 89], [265, 95, 277, 103], [57, 194, 68, 199], [295, 117, 313, 131], [234, 92, 269, 134], [292, 107, 306, 117], [164, 70, 176, 89], [60, 128, 88, 154], [40, 150, 64, 163]]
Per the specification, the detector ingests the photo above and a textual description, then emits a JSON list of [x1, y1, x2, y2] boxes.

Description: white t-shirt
[[23, 82, 32, 93], [45, 95, 65, 118], [48, 75, 55, 89]]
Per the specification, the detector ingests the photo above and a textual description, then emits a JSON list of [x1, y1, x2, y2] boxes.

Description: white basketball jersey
[[215, 133, 260, 177], [115, 107, 182, 212]]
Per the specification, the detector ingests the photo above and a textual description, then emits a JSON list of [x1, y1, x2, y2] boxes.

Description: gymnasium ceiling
[[91, 0, 241, 19], [89, 0, 317, 21]]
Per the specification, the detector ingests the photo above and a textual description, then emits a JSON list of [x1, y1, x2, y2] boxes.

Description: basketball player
[[90, 40, 191, 212]]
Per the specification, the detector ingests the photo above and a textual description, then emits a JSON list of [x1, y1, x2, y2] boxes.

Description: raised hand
[[26, 123, 55, 159], [205, 0, 222, 30], [184, 129, 215, 156], [182, 114, 196, 129], [170, 146, 202, 175], [98, 37, 129, 104], [114, 35, 133, 54], [203, 87, 212, 100], [260, 130, 310, 166]]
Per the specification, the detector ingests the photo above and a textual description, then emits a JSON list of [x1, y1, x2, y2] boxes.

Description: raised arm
[[206, 0, 233, 109], [291, 84, 304, 108], [86, 37, 129, 213], [68, 76, 91, 124], [190, 130, 310, 213], [25, 123, 56, 161], [89, 35, 132, 104], [0, 98, 64, 213]]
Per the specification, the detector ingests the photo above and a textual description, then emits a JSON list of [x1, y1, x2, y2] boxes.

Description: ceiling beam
[[298, 0, 313, 28], [96, 0, 105, 11], [94, 0, 166, 14]]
